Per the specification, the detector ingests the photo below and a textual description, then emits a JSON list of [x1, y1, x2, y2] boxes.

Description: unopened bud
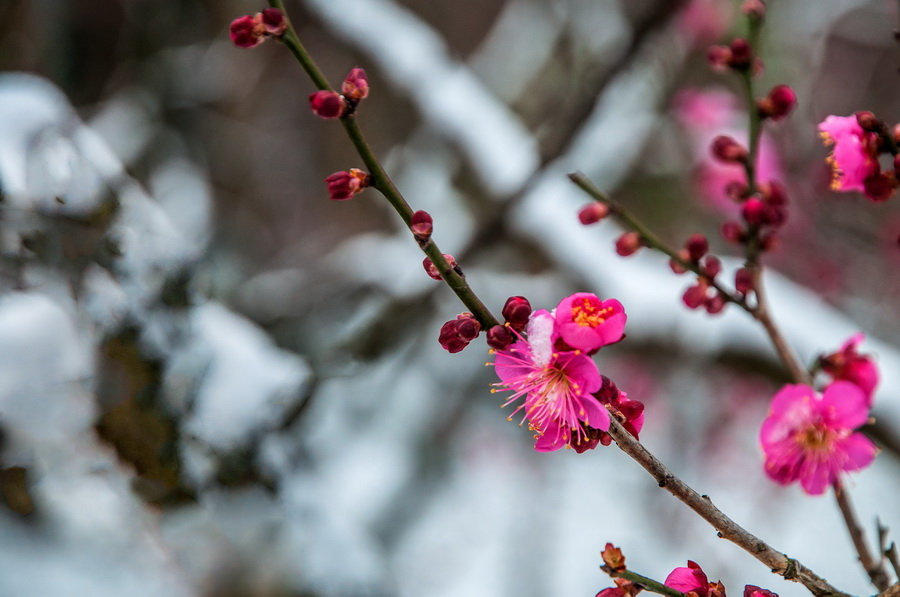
[[735, 267, 753, 294], [615, 231, 643, 257], [324, 168, 370, 200], [438, 320, 468, 353], [682, 283, 708, 309], [423, 254, 458, 280], [721, 221, 745, 243], [741, 0, 766, 19], [728, 38, 753, 70], [703, 255, 721, 278], [705, 293, 726, 314], [670, 249, 690, 274], [741, 197, 767, 226], [759, 181, 788, 206], [260, 8, 288, 36], [759, 231, 780, 252], [863, 174, 895, 202], [230, 15, 265, 48], [707, 45, 731, 70], [758, 85, 796, 121], [455, 313, 481, 341], [711, 135, 748, 163], [342, 68, 369, 101], [855, 111, 879, 132], [309, 90, 347, 119], [685, 233, 709, 261], [486, 325, 514, 349], [502, 296, 532, 331], [410, 210, 433, 242], [578, 203, 609, 225]]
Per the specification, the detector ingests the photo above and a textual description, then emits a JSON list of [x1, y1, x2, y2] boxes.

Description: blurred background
[[0, 0, 898, 595]]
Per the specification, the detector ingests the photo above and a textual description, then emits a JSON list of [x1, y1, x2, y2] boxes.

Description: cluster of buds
[[483, 296, 533, 350], [229, 9, 288, 49], [438, 313, 481, 353], [720, 180, 788, 252], [707, 38, 760, 73], [309, 68, 370, 119], [818, 111, 899, 202], [669, 234, 727, 314]]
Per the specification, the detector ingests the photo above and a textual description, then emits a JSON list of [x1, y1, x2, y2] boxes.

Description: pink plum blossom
[[492, 310, 608, 452], [818, 115, 879, 194], [760, 382, 877, 495], [554, 293, 626, 352], [821, 334, 879, 406], [665, 561, 725, 597]]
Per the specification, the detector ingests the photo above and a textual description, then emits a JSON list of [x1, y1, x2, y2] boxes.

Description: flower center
[[795, 425, 834, 452], [571, 299, 612, 328]]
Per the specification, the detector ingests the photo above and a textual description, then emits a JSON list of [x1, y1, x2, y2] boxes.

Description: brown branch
[[606, 417, 849, 597], [833, 481, 892, 591]]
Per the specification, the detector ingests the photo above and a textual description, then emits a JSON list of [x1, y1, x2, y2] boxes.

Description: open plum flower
[[820, 333, 879, 406], [760, 381, 877, 495], [492, 308, 610, 451], [555, 293, 626, 352], [817, 115, 880, 195]]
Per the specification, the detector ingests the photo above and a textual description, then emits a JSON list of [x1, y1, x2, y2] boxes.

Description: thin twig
[[833, 481, 891, 591], [611, 569, 686, 597], [267, 0, 500, 330]]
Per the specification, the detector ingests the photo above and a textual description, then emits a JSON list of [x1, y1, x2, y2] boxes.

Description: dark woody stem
[[833, 481, 892, 591], [567, 172, 748, 309], [267, 0, 499, 329], [607, 569, 685, 597], [606, 418, 848, 597]]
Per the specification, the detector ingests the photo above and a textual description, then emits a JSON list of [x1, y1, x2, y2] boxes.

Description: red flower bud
[[682, 282, 708, 309], [324, 168, 370, 200], [410, 210, 433, 242], [863, 173, 896, 202], [725, 181, 749, 201], [309, 90, 347, 119], [728, 38, 753, 70], [438, 320, 468, 353], [741, 0, 766, 19], [705, 293, 726, 314], [711, 135, 748, 163], [735, 267, 754, 294], [615, 231, 643, 257], [707, 45, 732, 70], [855, 110, 879, 132], [758, 85, 796, 121], [721, 221, 745, 243], [455, 313, 481, 341], [230, 15, 265, 48], [684, 233, 709, 261], [342, 68, 369, 101], [578, 202, 609, 225], [423, 254, 458, 280], [260, 8, 288, 36], [502, 296, 532, 331], [486, 325, 514, 349], [703, 255, 721, 278], [759, 180, 788, 206], [741, 197, 767, 226], [670, 249, 690, 274]]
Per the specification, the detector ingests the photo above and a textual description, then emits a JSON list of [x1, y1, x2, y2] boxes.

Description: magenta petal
[[533, 423, 567, 452], [820, 381, 869, 429], [838, 433, 877, 472], [581, 397, 610, 431], [664, 562, 708, 594], [798, 457, 834, 495], [556, 352, 602, 394], [493, 341, 533, 383]]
